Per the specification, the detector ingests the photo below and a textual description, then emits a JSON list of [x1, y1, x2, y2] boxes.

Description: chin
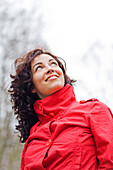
[[50, 84, 64, 94]]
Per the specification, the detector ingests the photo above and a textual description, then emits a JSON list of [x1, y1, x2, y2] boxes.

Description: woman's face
[[31, 54, 65, 99]]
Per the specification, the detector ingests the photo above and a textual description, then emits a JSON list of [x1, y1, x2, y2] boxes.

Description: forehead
[[31, 54, 55, 66]]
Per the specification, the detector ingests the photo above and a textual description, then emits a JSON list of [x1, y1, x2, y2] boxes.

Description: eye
[[36, 66, 42, 71], [51, 62, 57, 66]]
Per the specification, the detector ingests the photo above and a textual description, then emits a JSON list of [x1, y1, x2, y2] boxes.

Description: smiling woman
[[8, 48, 75, 142], [9, 48, 113, 170]]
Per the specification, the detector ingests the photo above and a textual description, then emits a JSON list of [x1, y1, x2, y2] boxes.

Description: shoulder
[[79, 98, 106, 109], [79, 98, 112, 116], [79, 98, 101, 111]]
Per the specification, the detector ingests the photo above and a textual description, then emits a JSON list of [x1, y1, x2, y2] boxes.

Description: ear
[[31, 87, 37, 93]]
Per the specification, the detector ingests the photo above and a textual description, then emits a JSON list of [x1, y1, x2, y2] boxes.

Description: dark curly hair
[[9, 48, 76, 143]]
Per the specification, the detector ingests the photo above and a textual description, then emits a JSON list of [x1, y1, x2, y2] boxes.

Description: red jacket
[[21, 84, 113, 170]]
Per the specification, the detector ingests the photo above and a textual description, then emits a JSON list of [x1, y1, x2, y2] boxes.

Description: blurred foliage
[[0, 0, 48, 169]]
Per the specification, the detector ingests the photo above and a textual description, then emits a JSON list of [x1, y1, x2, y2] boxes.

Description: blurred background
[[0, 0, 113, 169]]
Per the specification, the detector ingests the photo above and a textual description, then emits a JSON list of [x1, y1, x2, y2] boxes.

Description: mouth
[[45, 75, 58, 82]]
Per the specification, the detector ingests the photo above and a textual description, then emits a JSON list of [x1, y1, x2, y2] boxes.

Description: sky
[[42, 0, 113, 54], [1, 0, 113, 111]]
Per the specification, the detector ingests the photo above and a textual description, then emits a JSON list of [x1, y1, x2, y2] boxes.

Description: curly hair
[[9, 48, 76, 143]]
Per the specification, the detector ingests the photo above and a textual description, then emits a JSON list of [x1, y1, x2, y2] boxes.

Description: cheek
[[32, 75, 41, 87], [60, 70, 64, 80]]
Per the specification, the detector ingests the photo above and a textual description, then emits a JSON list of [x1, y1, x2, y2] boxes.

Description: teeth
[[48, 76, 57, 80]]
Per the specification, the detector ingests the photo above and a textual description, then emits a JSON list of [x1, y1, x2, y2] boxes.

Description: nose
[[46, 66, 54, 74]]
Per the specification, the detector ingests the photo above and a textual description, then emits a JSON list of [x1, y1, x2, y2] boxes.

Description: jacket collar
[[33, 84, 76, 122]]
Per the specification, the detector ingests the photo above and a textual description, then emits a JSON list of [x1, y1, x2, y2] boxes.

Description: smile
[[45, 75, 58, 81]]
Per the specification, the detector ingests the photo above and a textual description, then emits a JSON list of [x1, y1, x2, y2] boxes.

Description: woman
[[9, 48, 113, 170]]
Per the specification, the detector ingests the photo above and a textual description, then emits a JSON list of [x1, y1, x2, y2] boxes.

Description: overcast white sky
[[1, 0, 113, 111], [42, 0, 113, 53]]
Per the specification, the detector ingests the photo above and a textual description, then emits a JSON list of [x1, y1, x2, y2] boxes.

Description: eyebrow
[[33, 62, 42, 68], [33, 59, 55, 68]]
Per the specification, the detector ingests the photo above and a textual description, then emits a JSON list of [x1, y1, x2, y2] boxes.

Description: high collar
[[33, 84, 76, 122]]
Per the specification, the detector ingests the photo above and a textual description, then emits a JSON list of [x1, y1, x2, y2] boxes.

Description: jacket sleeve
[[89, 101, 113, 169]]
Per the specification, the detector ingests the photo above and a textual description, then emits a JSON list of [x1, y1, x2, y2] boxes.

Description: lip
[[45, 74, 58, 82]]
